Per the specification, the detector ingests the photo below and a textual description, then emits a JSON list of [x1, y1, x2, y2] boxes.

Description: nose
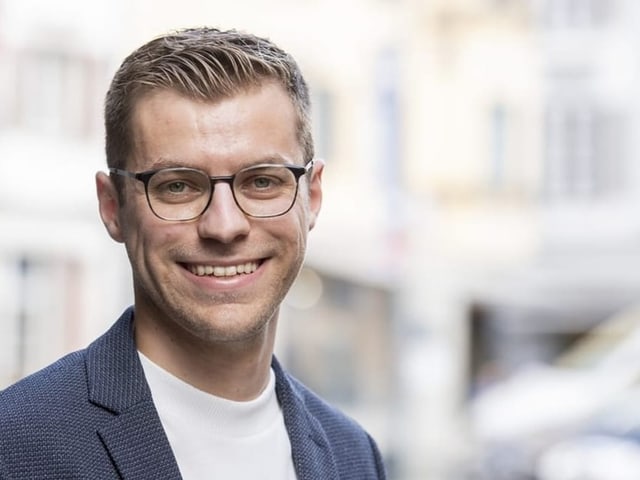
[[196, 181, 250, 243]]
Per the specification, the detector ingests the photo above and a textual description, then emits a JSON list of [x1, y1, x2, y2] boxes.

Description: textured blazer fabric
[[0, 308, 386, 479]]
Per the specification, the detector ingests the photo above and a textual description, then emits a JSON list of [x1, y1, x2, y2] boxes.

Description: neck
[[134, 313, 277, 401]]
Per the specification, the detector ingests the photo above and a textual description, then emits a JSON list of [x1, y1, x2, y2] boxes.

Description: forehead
[[128, 83, 302, 171]]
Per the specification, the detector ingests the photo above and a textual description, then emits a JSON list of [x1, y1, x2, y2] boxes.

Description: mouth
[[185, 261, 261, 278]]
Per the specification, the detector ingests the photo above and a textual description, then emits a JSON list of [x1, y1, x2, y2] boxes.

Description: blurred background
[[3, 0, 640, 478]]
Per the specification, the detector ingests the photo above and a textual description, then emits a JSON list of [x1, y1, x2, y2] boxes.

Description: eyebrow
[[143, 154, 298, 172], [143, 158, 185, 170]]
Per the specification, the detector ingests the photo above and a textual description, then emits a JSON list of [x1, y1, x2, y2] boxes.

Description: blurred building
[[0, 0, 128, 384], [3, 0, 640, 479]]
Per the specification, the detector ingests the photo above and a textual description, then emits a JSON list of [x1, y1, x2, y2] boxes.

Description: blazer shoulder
[[1, 307, 137, 415], [0, 349, 87, 414]]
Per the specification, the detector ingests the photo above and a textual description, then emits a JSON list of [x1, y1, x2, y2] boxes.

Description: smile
[[187, 261, 259, 277]]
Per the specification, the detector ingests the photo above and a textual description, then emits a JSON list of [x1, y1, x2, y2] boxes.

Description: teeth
[[189, 262, 258, 277], [214, 266, 225, 276]]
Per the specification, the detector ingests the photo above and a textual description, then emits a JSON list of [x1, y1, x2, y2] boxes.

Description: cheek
[[292, 192, 313, 232], [263, 209, 309, 263], [131, 224, 179, 258], [120, 206, 172, 265], [286, 210, 311, 259]]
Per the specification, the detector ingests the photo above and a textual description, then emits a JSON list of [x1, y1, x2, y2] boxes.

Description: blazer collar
[[273, 358, 339, 479], [84, 308, 339, 479], [86, 307, 150, 413], [85, 307, 182, 479]]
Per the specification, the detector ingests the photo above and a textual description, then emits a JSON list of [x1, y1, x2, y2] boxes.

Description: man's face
[[97, 82, 323, 347]]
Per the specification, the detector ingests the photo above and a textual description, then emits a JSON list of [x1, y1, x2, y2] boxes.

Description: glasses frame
[[109, 160, 314, 222]]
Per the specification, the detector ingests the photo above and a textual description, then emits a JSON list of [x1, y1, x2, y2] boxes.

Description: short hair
[[104, 27, 314, 173]]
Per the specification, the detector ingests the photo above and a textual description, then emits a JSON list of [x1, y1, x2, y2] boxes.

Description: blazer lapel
[[86, 311, 339, 479], [86, 308, 182, 480], [97, 401, 182, 479], [273, 358, 339, 480]]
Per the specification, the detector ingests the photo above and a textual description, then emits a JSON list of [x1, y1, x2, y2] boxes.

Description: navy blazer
[[0, 308, 386, 479]]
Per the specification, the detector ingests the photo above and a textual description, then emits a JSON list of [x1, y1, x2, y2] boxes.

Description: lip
[[186, 260, 260, 277], [179, 258, 266, 290]]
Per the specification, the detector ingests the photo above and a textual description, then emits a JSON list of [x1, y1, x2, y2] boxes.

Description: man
[[0, 27, 386, 479]]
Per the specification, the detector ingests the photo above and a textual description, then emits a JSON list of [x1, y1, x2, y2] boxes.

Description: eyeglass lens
[[146, 165, 300, 220]]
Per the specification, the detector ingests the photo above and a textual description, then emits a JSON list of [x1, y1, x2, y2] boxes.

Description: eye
[[156, 179, 201, 196], [149, 169, 209, 204], [235, 166, 295, 200], [240, 174, 284, 196], [252, 176, 275, 189], [167, 181, 188, 193]]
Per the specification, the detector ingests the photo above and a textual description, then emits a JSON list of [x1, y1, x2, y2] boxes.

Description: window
[[374, 48, 403, 190], [311, 88, 334, 161], [542, 100, 626, 200], [0, 254, 83, 387], [4, 46, 106, 139], [489, 104, 507, 191], [541, 0, 613, 28], [283, 272, 394, 406]]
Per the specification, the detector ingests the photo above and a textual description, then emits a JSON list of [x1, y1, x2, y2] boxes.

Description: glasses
[[110, 161, 314, 221]]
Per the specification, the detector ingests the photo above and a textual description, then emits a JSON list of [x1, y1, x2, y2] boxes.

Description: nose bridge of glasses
[[205, 174, 244, 216], [207, 174, 238, 206], [208, 174, 235, 190]]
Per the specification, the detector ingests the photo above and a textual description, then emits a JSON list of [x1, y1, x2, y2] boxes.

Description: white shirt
[[139, 352, 297, 480]]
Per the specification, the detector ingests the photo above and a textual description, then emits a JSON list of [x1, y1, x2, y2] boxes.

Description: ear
[[307, 159, 324, 231], [96, 171, 125, 243]]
